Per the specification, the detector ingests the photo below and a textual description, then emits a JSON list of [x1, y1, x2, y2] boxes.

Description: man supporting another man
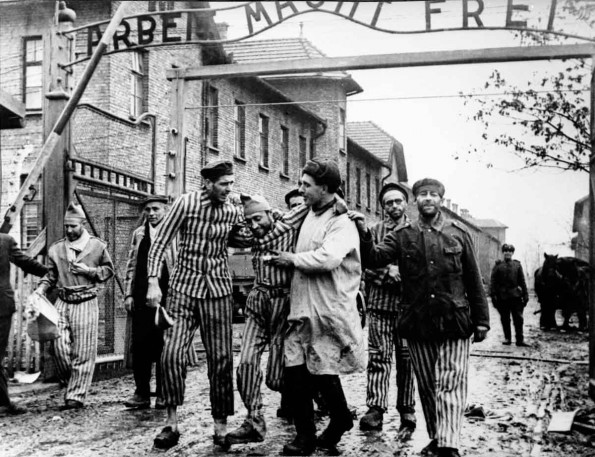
[[359, 182, 416, 441], [36, 202, 114, 410], [271, 159, 366, 456], [123, 195, 174, 409], [355, 178, 489, 457]]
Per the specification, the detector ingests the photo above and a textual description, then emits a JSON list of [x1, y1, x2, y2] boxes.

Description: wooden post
[[165, 70, 187, 198], [589, 55, 595, 400]]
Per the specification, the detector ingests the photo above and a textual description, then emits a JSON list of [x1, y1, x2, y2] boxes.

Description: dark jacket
[[490, 259, 528, 303], [361, 211, 489, 341], [0, 234, 48, 317]]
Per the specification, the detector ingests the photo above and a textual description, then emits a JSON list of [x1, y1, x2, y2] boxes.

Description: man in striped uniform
[[35, 202, 114, 411], [359, 182, 417, 441], [225, 194, 309, 447], [354, 178, 489, 457], [146, 161, 243, 450]]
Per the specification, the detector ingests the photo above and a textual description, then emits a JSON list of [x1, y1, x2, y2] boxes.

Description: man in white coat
[[270, 159, 366, 456]]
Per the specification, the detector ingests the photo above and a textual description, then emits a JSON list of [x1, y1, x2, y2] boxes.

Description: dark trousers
[[131, 304, 164, 398], [497, 298, 525, 342], [0, 315, 12, 406], [285, 364, 351, 439]]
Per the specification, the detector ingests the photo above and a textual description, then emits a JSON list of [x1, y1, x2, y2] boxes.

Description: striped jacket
[[147, 189, 243, 298]]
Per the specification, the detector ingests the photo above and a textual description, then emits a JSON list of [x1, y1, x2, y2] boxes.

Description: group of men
[[0, 157, 499, 457]]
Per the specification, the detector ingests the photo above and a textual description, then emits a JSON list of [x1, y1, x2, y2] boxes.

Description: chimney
[[460, 208, 470, 219], [452, 203, 458, 214], [217, 22, 229, 40], [445, 199, 451, 210]]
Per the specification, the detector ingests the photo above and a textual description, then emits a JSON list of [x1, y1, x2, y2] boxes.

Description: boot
[[315, 375, 353, 450], [282, 435, 316, 456], [225, 414, 266, 446], [359, 406, 384, 430], [282, 365, 316, 455]]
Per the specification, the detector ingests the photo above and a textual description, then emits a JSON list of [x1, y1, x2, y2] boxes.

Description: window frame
[[298, 135, 307, 170], [355, 167, 361, 207], [129, 51, 145, 118], [22, 36, 43, 111], [205, 83, 219, 150], [234, 100, 246, 160], [259, 114, 269, 169], [338, 107, 346, 154], [280, 125, 290, 177]]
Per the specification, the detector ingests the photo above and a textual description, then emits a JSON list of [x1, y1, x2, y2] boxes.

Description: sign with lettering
[[64, 0, 594, 67]]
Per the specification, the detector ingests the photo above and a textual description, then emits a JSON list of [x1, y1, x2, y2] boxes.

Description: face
[[415, 189, 442, 217], [382, 189, 407, 222], [245, 211, 273, 238], [298, 173, 325, 207], [64, 221, 84, 241], [503, 249, 514, 260], [143, 202, 168, 227], [205, 174, 235, 204], [288, 195, 304, 210]]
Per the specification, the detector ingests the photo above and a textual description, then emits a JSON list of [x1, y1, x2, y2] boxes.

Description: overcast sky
[[214, 1, 591, 273]]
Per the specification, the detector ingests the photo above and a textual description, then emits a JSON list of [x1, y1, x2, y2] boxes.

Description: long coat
[[0, 234, 47, 317], [285, 207, 367, 375]]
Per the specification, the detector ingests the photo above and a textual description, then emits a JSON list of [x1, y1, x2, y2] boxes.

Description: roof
[[224, 38, 362, 95], [346, 121, 400, 163], [0, 89, 25, 129], [471, 218, 508, 229]]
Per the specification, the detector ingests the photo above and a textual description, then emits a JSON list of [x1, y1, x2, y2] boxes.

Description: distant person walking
[[35, 202, 114, 410], [0, 233, 47, 415], [490, 244, 529, 347]]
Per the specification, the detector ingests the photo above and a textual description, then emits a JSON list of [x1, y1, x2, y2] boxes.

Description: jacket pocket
[[443, 245, 463, 273]]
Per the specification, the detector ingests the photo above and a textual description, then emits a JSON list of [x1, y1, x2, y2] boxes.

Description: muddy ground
[[3, 298, 595, 457]]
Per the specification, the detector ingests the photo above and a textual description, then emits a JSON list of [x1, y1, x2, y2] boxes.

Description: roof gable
[[346, 121, 398, 163]]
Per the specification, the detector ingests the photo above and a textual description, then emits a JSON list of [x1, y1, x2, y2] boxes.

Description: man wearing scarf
[[36, 202, 114, 410]]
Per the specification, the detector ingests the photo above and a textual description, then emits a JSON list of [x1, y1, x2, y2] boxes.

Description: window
[[338, 108, 346, 153], [366, 172, 371, 210], [281, 126, 289, 176], [355, 167, 361, 206], [234, 101, 246, 159], [299, 135, 307, 170], [346, 162, 351, 201], [20, 175, 42, 248], [23, 36, 43, 110], [205, 84, 219, 149], [130, 51, 145, 118], [375, 177, 380, 214], [309, 136, 316, 160], [148, 1, 174, 11], [259, 114, 269, 168]]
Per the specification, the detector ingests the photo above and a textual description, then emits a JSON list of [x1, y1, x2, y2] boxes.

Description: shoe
[[421, 439, 439, 456], [277, 406, 292, 421], [359, 406, 384, 431], [516, 341, 531, 347], [213, 434, 231, 450], [124, 393, 150, 409], [59, 400, 84, 411], [7, 403, 27, 415], [154, 397, 166, 410], [154, 426, 180, 449], [225, 418, 266, 446], [438, 447, 461, 457], [502, 340, 512, 345], [282, 435, 316, 456], [396, 419, 416, 442], [317, 416, 354, 450]]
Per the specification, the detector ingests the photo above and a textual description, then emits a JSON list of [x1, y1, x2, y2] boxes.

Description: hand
[[473, 325, 489, 343], [347, 211, 367, 235], [34, 287, 46, 296], [124, 297, 134, 313], [70, 262, 91, 276], [387, 265, 401, 283], [268, 250, 294, 268], [146, 277, 162, 308]]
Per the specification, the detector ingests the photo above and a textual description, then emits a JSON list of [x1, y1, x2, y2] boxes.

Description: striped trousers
[[365, 310, 416, 416], [237, 288, 289, 414], [51, 298, 99, 403], [161, 289, 234, 418], [408, 338, 470, 449]]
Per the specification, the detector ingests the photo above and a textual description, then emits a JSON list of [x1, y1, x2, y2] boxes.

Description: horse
[[534, 253, 589, 331]]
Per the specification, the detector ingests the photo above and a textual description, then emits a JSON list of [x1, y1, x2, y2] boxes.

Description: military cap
[[143, 194, 169, 206], [502, 243, 515, 252], [378, 182, 409, 204], [200, 160, 233, 181], [412, 178, 445, 197], [284, 188, 302, 207], [64, 202, 85, 223], [302, 159, 341, 193], [241, 194, 271, 217]]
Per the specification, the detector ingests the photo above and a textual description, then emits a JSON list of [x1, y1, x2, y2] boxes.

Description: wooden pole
[[165, 71, 187, 198], [0, 1, 132, 234], [589, 55, 595, 400]]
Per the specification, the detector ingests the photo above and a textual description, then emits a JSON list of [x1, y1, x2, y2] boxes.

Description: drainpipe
[[133, 112, 157, 189]]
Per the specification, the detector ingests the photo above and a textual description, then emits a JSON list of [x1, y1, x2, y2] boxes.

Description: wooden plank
[[548, 409, 580, 433], [169, 43, 595, 81], [26, 228, 46, 258]]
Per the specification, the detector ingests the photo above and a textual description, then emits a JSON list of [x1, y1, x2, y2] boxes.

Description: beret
[[284, 188, 302, 206], [302, 159, 341, 193], [143, 194, 169, 206], [64, 202, 85, 223], [378, 182, 409, 203], [411, 178, 445, 197], [241, 194, 271, 216], [502, 243, 515, 252], [201, 160, 233, 181]]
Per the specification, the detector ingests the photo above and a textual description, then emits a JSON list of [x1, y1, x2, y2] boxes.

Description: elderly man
[[490, 243, 529, 347], [354, 178, 489, 457], [146, 161, 243, 450], [360, 182, 417, 441], [271, 159, 366, 456], [0, 234, 47, 415], [35, 202, 114, 410], [123, 195, 175, 409]]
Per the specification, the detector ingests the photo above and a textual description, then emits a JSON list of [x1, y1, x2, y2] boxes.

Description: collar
[[312, 197, 336, 216], [417, 211, 445, 232], [384, 213, 408, 230], [66, 228, 90, 252]]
